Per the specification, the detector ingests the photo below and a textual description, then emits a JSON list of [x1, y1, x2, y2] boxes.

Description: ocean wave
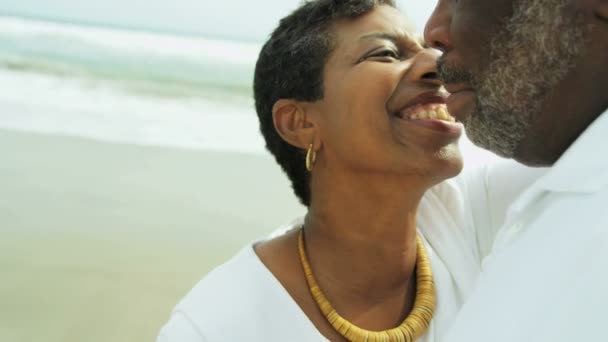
[[0, 16, 261, 100]]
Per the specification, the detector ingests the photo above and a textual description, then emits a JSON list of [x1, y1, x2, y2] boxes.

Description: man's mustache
[[437, 56, 474, 85]]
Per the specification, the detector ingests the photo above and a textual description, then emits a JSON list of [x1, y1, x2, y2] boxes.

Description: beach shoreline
[[0, 129, 304, 342]]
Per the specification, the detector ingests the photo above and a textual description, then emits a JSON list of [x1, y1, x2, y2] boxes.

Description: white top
[[443, 108, 608, 342], [156, 161, 544, 342]]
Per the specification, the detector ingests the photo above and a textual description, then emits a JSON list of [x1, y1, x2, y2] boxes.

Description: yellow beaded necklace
[[297, 229, 436, 342]]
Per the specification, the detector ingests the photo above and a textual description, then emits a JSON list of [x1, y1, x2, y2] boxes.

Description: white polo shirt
[[444, 108, 608, 342]]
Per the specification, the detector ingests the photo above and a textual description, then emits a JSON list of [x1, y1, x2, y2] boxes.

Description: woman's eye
[[370, 49, 399, 60]]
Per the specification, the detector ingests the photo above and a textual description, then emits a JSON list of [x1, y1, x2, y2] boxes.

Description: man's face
[[424, 0, 590, 161]]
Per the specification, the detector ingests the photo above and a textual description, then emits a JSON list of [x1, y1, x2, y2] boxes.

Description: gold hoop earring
[[306, 144, 317, 172]]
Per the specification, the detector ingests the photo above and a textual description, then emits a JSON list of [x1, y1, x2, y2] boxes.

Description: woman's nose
[[409, 48, 442, 87], [424, 0, 453, 53]]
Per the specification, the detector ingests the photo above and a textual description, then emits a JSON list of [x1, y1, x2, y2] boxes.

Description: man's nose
[[424, 0, 453, 53]]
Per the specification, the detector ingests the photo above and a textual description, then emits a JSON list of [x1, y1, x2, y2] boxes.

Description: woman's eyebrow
[[360, 32, 400, 44], [360, 31, 424, 50]]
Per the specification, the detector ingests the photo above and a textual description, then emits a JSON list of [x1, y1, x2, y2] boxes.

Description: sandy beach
[[0, 129, 305, 342]]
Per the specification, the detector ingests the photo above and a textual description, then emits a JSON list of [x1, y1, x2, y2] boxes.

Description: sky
[[0, 0, 438, 41]]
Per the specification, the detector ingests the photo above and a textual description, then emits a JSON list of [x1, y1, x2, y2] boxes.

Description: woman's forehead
[[332, 5, 419, 48]]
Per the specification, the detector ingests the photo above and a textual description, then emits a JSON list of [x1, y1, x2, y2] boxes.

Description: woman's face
[[312, 5, 463, 180]]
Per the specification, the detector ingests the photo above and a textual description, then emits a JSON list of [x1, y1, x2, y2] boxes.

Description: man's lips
[[444, 83, 474, 94], [444, 84, 476, 122]]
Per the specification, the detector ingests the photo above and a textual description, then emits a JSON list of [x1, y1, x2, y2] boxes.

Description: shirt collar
[[533, 107, 608, 194], [497, 107, 608, 244]]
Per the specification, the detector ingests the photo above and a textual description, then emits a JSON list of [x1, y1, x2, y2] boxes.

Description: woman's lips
[[405, 118, 463, 137], [397, 103, 454, 121]]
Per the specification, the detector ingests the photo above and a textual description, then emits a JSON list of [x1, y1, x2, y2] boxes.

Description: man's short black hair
[[254, 0, 396, 206]]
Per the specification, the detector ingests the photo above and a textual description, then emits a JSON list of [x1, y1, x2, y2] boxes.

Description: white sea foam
[[0, 16, 271, 154], [0, 16, 261, 100], [0, 67, 267, 155]]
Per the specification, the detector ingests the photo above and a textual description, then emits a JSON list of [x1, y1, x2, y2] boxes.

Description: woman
[[157, 1, 540, 341]]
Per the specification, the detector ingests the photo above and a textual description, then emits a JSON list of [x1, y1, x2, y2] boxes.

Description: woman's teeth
[[399, 104, 455, 122]]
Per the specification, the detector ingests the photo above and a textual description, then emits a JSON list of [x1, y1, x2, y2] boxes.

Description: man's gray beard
[[442, 0, 589, 158]]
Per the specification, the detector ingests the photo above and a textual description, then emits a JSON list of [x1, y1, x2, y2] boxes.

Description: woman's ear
[[272, 99, 319, 149]]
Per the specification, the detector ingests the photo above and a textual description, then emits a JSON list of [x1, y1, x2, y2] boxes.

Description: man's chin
[[510, 131, 561, 167], [464, 113, 523, 160]]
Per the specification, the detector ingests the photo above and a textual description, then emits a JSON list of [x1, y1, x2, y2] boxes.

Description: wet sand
[[0, 129, 304, 342]]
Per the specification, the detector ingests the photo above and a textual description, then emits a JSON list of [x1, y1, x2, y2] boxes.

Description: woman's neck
[[302, 170, 433, 325]]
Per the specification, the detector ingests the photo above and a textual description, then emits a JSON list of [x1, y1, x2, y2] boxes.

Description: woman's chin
[[428, 146, 464, 180]]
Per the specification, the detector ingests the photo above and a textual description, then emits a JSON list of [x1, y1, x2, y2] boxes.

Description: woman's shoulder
[[157, 244, 263, 341], [175, 220, 302, 316], [158, 220, 323, 341], [164, 244, 268, 338], [177, 244, 263, 309]]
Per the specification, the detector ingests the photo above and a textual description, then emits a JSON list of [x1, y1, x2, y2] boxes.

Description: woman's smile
[[392, 103, 463, 138]]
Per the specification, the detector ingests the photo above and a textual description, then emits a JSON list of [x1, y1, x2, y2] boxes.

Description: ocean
[[0, 15, 267, 154], [0, 14, 498, 164]]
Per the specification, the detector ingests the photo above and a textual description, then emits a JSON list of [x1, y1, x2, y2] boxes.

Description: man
[[424, 0, 608, 341]]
